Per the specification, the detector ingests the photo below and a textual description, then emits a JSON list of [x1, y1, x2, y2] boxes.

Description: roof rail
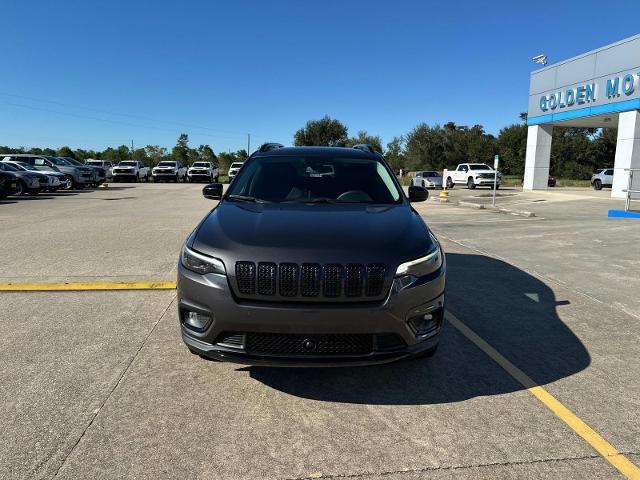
[[258, 143, 284, 153], [352, 144, 377, 154]]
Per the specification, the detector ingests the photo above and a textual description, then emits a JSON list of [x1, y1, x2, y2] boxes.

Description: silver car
[[0, 161, 46, 195], [412, 170, 443, 189], [5, 161, 69, 190]]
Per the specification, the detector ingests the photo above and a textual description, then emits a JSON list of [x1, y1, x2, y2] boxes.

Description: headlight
[[181, 245, 226, 275], [395, 234, 442, 278]]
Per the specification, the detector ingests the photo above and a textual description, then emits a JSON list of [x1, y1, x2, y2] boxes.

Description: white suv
[[591, 168, 613, 190]]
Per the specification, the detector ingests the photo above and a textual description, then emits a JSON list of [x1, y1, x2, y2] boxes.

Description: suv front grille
[[246, 333, 374, 356], [235, 261, 387, 300]]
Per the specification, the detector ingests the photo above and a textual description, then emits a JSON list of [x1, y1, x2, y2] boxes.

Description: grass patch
[[556, 178, 591, 187]]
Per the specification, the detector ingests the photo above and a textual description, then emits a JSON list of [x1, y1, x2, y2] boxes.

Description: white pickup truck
[[112, 161, 151, 182], [152, 161, 187, 182], [444, 163, 502, 189], [187, 162, 219, 182]]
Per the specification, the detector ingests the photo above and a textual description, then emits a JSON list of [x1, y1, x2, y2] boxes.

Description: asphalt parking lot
[[1, 183, 639, 479]]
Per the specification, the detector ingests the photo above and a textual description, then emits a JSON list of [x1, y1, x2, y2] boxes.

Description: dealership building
[[524, 34, 640, 198]]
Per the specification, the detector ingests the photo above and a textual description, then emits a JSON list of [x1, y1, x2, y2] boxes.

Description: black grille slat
[[323, 264, 343, 297], [345, 264, 364, 297], [257, 262, 277, 295], [235, 261, 387, 300], [246, 333, 373, 356], [236, 262, 256, 294], [365, 264, 386, 296], [300, 264, 321, 297], [279, 263, 299, 297]]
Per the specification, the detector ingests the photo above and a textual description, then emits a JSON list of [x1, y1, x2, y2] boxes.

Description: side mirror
[[203, 183, 223, 200], [408, 185, 429, 202]]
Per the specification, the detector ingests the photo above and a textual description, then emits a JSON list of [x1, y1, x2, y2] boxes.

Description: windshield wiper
[[226, 194, 270, 203], [288, 197, 370, 204]]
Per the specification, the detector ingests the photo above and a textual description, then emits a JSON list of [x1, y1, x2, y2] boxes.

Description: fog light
[[183, 311, 212, 331], [407, 310, 441, 336]]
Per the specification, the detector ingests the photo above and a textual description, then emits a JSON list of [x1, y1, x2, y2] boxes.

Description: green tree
[[172, 133, 190, 163], [197, 145, 217, 164], [100, 145, 131, 161], [385, 136, 406, 172], [132, 148, 149, 164], [145, 145, 168, 165], [345, 130, 383, 153], [294, 116, 348, 146], [497, 123, 528, 175], [56, 146, 76, 159]]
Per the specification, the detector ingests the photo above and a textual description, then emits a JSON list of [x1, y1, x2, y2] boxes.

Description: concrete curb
[[429, 196, 536, 217]]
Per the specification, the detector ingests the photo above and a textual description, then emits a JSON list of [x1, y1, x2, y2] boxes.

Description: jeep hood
[[192, 201, 434, 266]]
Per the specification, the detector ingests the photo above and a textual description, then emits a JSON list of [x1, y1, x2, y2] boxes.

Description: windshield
[[192, 162, 209, 167], [469, 164, 493, 170], [230, 163, 244, 169], [47, 157, 69, 166], [86, 161, 102, 166], [158, 161, 176, 167], [63, 157, 82, 166], [119, 161, 137, 166], [227, 156, 402, 204], [423, 171, 440, 177], [1, 163, 19, 171]]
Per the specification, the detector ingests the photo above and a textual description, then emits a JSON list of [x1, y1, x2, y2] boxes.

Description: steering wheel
[[337, 190, 373, 202]]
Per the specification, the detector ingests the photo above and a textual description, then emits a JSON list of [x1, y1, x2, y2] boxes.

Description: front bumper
[[177, 261, 445, 366], [188, 171, 212, 179]]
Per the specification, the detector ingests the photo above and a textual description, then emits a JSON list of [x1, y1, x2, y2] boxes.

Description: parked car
[[1, 154, 93, 188], [85, 159, 113, 179], [0, 161, 48, 195], [177, 144, 444, 366], [412, 171, 443, 189], [0, 170, 22, 199], [7, 161, 71, 190], [112, 161, 150, 182], [60, 157, 104, 186], [444, 163, 502, 189], [152, 161, 187, 182], [187, 162, 219, 182], [227, 162, 244, 181], [591, 168, 613, 190]]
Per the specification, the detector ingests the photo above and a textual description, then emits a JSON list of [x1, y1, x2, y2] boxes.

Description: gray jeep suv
[[177, 144, 445, 366]]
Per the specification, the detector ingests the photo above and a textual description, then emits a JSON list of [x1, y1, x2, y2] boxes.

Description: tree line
[[293, 115, 618, 179], [0, 133, 247, 173], [2, 115, 618, 178]]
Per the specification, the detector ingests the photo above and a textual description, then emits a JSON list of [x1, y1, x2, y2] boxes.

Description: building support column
[[523, 124, 553, 190], [612, 110, 640, 199]]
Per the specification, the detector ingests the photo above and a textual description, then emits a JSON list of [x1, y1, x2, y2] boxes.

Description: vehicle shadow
[[245, 253, 590, 405]]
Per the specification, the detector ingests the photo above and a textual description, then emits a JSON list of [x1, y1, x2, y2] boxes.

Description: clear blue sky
[[1, 0, 639, 153]]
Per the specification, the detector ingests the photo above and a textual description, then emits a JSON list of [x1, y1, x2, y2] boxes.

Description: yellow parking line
[[0, 281, 177, 291], [446, 311, 640, 479]]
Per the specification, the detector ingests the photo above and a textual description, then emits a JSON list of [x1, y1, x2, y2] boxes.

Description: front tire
[[593, 179, 602, 190], [467, 177, 476, 189], [14, 181, 25, 196]]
